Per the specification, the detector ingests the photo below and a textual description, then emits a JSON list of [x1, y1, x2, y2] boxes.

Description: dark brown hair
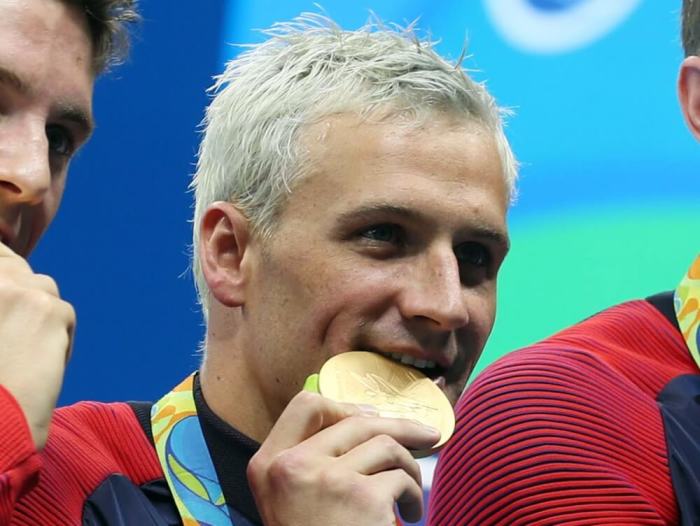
[[68, 0, 140, 73], [683, 0, 700, 56]]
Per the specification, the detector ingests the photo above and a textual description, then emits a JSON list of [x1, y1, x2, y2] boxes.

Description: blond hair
[[191, 13, 518, 315]]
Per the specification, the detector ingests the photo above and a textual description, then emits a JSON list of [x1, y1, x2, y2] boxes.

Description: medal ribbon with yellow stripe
[[151, 374, 233, 525], [674, 255, 700, 368]]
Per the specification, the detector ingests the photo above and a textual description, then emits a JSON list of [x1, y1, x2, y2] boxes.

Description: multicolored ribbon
[[674, 254, 700, 369], [151, 374, 233, 525]]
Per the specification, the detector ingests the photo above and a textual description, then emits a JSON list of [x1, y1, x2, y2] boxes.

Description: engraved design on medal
[[346, 371, 440, 421], [318, 351, 455, 456]]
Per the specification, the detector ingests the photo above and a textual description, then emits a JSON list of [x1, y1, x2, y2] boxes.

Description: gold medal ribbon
[[151, 374, 233, 525], [675, 254, 700, 368]]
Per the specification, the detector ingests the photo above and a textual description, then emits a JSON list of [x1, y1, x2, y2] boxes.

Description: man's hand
[[247, 390, 440, 526], [0, 242, 75, 450]]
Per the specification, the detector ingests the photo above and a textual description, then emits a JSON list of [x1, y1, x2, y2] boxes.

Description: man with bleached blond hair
[[3, 11, 518, 524]]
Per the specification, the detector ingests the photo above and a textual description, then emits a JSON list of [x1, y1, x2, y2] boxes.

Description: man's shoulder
[[472, 298, 691, 400], [53, 399, 146, 432], [38, 402, 159, 501], [48, 400, 158, 475], [431, 297, 682, 526], [51, 400, 141, 447], [11, 401, 163, 524]]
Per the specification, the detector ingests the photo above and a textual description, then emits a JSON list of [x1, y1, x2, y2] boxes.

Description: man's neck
[[199, 346, 275, 443]]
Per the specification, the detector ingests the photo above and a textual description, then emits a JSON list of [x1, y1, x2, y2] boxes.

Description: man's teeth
[[381, 352, 435, 370]]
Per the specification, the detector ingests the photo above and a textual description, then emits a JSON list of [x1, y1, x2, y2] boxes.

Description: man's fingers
[[260, 391, 361, 453], [371, 469, 425, 524], [301, 415, 440, 457], [337, 433, 422, 483], [0, 239, 17, 257], [30, 273, 61, 297], [61, 300, 76, 363], [0, 237, 73, 451], [250, 393, 435, 526], [0, 240, 31, 272]]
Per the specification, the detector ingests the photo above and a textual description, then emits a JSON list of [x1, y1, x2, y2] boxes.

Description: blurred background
[[37, 1, 697, 522]]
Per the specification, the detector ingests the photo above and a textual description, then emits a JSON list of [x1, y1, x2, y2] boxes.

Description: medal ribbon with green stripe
[[151, 374, 233, 525], [674, 255, 700, 368]]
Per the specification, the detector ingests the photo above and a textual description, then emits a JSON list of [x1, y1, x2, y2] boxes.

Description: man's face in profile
[[239, 113, 510, 419], [0, 0, 95, 257]]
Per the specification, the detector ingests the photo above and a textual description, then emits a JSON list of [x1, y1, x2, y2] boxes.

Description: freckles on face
[[256, 234, 391, 354]]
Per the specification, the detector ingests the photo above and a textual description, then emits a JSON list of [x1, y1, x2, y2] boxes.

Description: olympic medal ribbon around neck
[[151, 373, 234, 525]]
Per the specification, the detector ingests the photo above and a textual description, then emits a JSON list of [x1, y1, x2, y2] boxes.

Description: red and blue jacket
[[429, 292, 700, 525], [0, 375, 262, 525]]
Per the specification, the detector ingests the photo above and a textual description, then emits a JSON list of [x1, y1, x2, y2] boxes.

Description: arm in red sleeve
[[428, 346, 677, 526], [0, 385, 41, 525]]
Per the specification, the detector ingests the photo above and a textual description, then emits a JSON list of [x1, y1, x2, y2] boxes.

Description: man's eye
[[455, 242, 491, 268], [46, 125, 74, 156], [359, 224, 402, 244]]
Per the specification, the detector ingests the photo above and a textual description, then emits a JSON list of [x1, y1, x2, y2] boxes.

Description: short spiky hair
[[683, 0, 700, 56], [191, 13, 518, 315], [68, 0, 140, 72]]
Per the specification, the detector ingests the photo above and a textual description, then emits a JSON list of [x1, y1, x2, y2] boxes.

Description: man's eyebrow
[[336, 203, 425, 224], [56, 102, 95, 140], [469, 225, 511, 253], [0, 66, 32, 95], [0, 65, 94, 139], [336, 203, 510, 250]]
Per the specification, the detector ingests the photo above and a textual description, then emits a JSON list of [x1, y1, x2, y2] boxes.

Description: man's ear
[[679, 55, 700, 141], [199, 201, 252, 308]]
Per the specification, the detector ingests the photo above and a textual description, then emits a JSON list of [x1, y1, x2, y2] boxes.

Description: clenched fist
[[0, 242, 75, 450]]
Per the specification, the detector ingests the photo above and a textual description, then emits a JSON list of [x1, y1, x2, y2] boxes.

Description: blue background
[[36, 1, 697, 522], [37, 2, 227, 403]]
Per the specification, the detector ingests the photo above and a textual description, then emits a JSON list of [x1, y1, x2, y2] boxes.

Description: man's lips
[[350, 333, 466, 382], [368, 348, 451, 380]]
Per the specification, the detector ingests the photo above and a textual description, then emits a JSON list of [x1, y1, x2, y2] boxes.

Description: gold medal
[[306, 351, 454, 457]]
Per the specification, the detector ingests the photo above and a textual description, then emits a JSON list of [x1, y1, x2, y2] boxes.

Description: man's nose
[[398, 247, 470, 331], [0, 126, 51, 206]]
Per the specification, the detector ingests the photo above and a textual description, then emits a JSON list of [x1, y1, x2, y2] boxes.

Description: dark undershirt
[[647, 291, 700, 525], [646, 290, 680, 331]]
